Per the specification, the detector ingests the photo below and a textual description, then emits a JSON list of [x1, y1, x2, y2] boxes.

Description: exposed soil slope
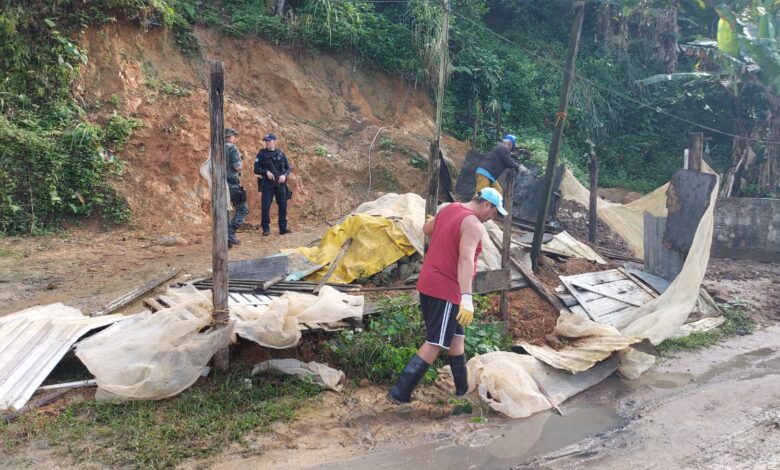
[[78, 24, 468, 236]]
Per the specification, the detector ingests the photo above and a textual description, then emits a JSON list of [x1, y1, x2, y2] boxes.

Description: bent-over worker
[[388, 187, 508, 403]]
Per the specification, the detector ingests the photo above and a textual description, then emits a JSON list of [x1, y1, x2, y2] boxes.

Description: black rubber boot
[[388, 354, 430, 404], [449, 354, 469, 396]]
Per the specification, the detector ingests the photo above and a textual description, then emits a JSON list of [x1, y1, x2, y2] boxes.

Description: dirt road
[[213, 325, 780, 469]]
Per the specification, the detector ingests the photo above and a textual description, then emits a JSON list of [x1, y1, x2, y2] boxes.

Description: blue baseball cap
[[503, 134, 517, 149], [262, 133, 277, 141], [478, 187, 508, 216]]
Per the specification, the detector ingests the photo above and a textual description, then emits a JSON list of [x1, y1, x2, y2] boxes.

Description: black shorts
[[420, 293, 464, 349]]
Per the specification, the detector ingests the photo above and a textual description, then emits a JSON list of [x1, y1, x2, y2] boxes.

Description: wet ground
[[215, 324, 780, 469]]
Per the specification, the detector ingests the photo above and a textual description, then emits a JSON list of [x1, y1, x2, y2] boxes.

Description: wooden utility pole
[[588, 142, 598, 244], [530, 1, 585, 271], [424, 0, 450, 250], [688, 132, 703, 172], [499, 168, 516, 323], [209, 60, 230, 372]]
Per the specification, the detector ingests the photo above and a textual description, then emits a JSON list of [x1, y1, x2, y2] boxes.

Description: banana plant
[[638, 0, 780, 196]]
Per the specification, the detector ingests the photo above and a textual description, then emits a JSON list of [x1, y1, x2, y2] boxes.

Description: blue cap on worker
[[503, 134, 517, 149], [478, 187, 508, 216], [262, 133, 277, 141]]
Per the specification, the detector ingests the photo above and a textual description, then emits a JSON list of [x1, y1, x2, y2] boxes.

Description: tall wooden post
[[588, 144, 598, 244], [499, 169, 516, 324], [424, 0, 450, 250], [209, 60, 230, 371], [530, 1, 585, 271], [688, 132, 703, 172]]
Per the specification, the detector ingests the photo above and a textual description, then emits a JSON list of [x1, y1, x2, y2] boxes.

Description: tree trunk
[[274, 0, 285, 17], [721, 86, 751, 197], [659, 3, 678, 73], [759, 95, 780, 195]]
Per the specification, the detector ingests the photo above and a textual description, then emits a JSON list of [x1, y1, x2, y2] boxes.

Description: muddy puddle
[[318, 403, 622, 470]]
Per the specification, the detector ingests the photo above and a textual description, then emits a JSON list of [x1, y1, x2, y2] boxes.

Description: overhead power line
[[453, 11, 780, 146]]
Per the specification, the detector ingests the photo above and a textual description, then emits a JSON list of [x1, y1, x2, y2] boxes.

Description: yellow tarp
[[293, 213, 416, 284]]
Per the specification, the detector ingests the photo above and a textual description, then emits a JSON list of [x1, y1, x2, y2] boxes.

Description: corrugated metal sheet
[[0, 303, 126, 411], [227, 292, 275, 307]]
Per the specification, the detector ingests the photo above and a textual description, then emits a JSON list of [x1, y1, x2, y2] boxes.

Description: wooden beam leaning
[[91, 268, 179, 316], [313, 238, 353, 295], [500, 168, 516, 323], [530, 1, 586, 271], [588, 142, 598, 243], [209, 60, 230, 372]]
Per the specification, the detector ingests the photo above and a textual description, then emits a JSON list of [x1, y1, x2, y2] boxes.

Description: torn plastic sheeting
[[544, 231, 607, 264], [467, 351, 618, 419], [559, 163, 715, 257], [231, 285, 364, 348], [165, 284, 364, 350], [516, 314, 641, 373], [617, 176, 720, 379], [292, 213, 416, 285], [75, 299, 232, 401], [252, 359, 345, 392]]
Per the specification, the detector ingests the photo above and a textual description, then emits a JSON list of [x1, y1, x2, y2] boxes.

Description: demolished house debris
[[0, 304, 128, 411], [1, 161, 723, 419]]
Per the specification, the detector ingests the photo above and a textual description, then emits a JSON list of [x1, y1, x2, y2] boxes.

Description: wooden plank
[[500, 168, 516, 323], [313, 238, 353, 295], [209, 59, 229, 371], [560, 278, 597, 321], [560, 269, 626, 286], [143, 297, 166, 313], [2, 389, 70, 424], [474, 269, 511, 294], [619, 267, 660, 298], [579, 295, 632, 317], [569, 279, 647, 307], [569, 305, 589, 317], [262, 275, 286, 290], [91, 268, 180, 316]]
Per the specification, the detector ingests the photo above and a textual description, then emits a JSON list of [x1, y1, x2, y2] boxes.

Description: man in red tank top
[[389, 187, 507, 404]]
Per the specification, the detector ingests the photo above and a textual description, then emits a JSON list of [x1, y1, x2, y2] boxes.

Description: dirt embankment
[[0, 24, 471, 317], [78, 24, 468, 237]]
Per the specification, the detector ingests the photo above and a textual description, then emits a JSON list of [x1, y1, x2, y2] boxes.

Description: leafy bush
[[0, 3, 147, 234], [379, 136, 395, 151]]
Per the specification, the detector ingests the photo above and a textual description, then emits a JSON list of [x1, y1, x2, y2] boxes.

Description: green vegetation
[[0, 3, 151, 234], [327, 294, 510, 384], [657, 303, 755, 355], [0, 367, 321, 469], [314, 144, 328, 157], [4, 1, 776, 234], [379, 136, 395, 152]]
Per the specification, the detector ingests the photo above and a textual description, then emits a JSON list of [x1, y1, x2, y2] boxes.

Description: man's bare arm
[[423, 214, 436, 236], [457, 215, 484, 296]]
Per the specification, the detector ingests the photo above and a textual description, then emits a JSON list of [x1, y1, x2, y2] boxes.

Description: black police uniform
[[254, 147, 292, 234]]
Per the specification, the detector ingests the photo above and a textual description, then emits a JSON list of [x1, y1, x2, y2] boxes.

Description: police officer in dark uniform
[[225, 128, 248, 248], [254, 133, 292, 236]]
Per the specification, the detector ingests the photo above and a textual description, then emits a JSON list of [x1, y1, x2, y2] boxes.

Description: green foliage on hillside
[[1, 0, 770, 234], [0, 2, 158, 234]]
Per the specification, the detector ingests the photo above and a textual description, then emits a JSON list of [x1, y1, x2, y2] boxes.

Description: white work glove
[[456, 293, 474, 327]]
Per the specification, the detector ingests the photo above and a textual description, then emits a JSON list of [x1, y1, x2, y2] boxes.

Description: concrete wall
[[713, 197, 780, 262]]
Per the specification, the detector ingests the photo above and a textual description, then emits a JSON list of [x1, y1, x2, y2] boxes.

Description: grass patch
[[0, 366, 322, 469], [327, 294, 510, 384], [657, 303, 755, 355]]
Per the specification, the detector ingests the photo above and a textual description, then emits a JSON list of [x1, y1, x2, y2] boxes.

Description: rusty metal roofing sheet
[[0, 303, 127, 411]]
